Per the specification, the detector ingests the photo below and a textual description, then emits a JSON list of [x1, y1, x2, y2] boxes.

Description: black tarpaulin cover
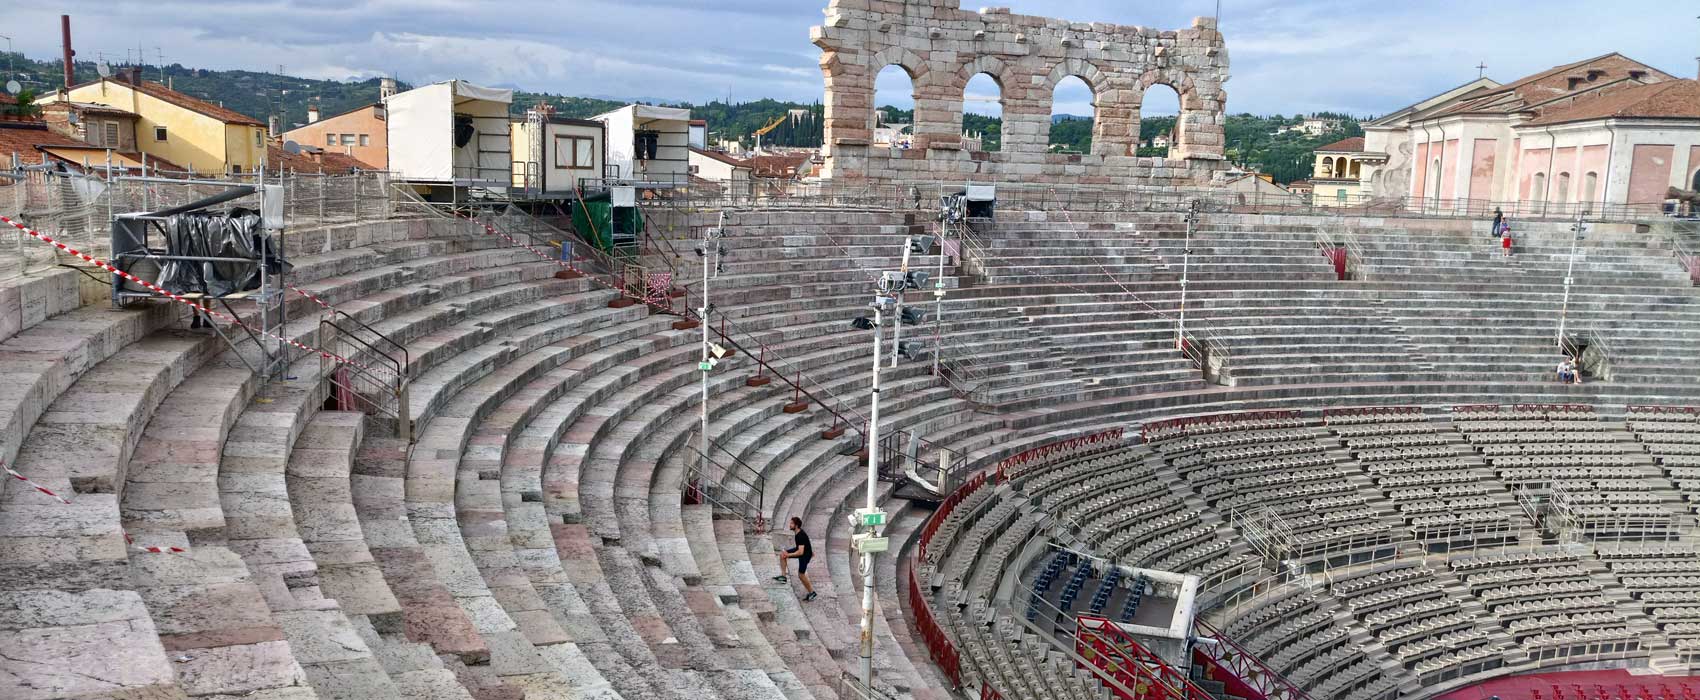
[[158, 208, 288, 296]]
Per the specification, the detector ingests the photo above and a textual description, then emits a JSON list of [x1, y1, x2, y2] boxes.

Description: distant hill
[[0, 50, 1360, 175]]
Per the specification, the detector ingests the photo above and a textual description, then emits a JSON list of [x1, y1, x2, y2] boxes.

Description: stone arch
[[1135, 69, 1205, 159], [1042, 59, 1122, 156], [1691, 168, 1699, 192], [866, 46, 930, 143], [946, 55, 1012, 151]]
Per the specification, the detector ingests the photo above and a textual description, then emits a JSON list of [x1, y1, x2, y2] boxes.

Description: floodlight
[[908, 236, 935, 254], [905, 270, 930, 290], [851, 316, 876, 331], [900, 307, 925, 325], [897, 340, 927, 359]]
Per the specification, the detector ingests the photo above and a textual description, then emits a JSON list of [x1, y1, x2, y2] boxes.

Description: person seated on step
[[773, 516, 817, 601], [1556, 357, 1581, 385]]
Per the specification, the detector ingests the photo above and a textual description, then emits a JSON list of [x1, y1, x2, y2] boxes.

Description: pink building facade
[[1367, 54, 1700, 213]]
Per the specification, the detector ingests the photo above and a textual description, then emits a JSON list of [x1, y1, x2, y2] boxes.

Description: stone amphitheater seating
[[9, 199, 1700, 700]]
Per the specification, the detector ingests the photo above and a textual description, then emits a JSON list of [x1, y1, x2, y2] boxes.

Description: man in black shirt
[[773, 516, 817, 601]]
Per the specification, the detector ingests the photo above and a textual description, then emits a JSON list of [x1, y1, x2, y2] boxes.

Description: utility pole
[[930, 216, 947, 378], [857, 290, 891, 689], [1177, 199, 1197, 349], [1556, 211, 1586, 349], [699, 213, 725, 489], [891, 237, 914, 367]]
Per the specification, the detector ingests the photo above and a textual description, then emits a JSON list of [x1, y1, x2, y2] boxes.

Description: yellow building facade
[[41, 76, 268, 175]]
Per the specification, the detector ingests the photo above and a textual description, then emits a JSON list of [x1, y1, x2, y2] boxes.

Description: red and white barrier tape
[[287, 284, 338, 314], [3, 460, 70, 504], [5, 459, 186, 554], [0, 214, 395, 381], [123, 532, 186, 555]]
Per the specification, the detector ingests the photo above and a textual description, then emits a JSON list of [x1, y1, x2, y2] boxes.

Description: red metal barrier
[[1193, 618, 1315, 700], [1141, 410, 1303, 442], [1320, 405, 1422, 424], [980, 682, 1004, 700], [1628, 405, 1700, 416], [1328, 246, 1347, 280], [1075, 615, 1216, 700], [995, 428, 1124, 483]]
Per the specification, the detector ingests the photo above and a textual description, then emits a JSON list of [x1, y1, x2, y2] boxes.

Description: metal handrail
[[834, 672, 899, 700], [1193, 617, 1317, 700], [319, 316, 411, 441]]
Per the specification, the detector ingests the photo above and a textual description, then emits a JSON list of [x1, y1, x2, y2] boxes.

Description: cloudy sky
[[7, 1, 1697, 118]]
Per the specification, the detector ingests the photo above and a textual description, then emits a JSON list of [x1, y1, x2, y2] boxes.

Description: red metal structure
[[1074, 615, 1217, 700]]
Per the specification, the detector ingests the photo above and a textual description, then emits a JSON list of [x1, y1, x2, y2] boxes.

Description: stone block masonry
[[813, 0, 1231, 188]]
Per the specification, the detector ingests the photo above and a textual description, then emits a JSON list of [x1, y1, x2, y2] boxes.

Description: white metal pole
[[860, 303, 883, 688], [891, 237, 913, 368], [931, 220, 947, 377], [1177, 203, 1195, 349], [700, 215, 719, 487], [1557, 213, 1582, 347]]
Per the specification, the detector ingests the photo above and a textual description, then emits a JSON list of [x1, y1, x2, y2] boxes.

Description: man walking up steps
[[773, 516, 817, 601]]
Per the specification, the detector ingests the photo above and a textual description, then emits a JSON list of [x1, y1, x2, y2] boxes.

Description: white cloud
[[6, 0, 1693, 116]]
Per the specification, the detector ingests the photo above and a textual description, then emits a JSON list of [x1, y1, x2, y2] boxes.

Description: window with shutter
[[103, 122, 119, 148]]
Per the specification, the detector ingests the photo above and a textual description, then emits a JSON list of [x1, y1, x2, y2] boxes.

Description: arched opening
[[1321, 157, 1335, 178], [1532, 172, 1547, 202], [1349, 159, 1362, 179], [1692, 168, 1700, 192], [1555, 172, 1571, 204], [1431, 158, 1442, 198], [962, 72, 1002, 153], [1048, 75, 1094, 154], [1140, 84, 1182, 157], [1583, 172, 1599, 204], [873, 64, 917, 149]]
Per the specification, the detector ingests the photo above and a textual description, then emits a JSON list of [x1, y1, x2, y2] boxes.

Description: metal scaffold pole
[[860, 300, 883, 688], [930, 218, 947, 378], [1557, 210, 1585, 348], [1177, 199, 1197, 349], [700, 213, 724, 489]]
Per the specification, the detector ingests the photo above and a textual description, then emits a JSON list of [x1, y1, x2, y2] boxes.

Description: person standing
[[1490, 208, 1504, 239], [1501, 223, 1513, 257], [773, 516, 817, 601]]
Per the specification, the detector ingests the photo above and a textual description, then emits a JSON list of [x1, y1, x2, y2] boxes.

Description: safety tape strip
[[0, 214, 396, 382], [3, 461, 70, 504]]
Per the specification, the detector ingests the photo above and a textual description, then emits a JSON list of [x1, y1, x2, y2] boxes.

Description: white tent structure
[[386, 80, 514, 186], [594, 104, 692, 187]]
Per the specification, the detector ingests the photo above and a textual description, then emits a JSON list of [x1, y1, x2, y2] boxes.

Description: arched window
[[1048, 75, 1094, 154], [1532, 173, 1547, 202], [962, 72, 1003, 153], [1349, 159, 1361, 178], [1431, 158, 1442, 198], [1555, 172, 1571, 204], [1321, 157, 1334, 178], [1583, 172, 1599, 203], [1141, 84, 1182, 157], [873, 64, 917, 149]]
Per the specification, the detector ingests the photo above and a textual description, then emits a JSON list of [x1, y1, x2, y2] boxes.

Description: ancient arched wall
[[812, 1, 1231, 187]]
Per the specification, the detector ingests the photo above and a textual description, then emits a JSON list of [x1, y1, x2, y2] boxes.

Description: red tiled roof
[[267, 143, 373, 173], [0, 122, 94, 163], [748, 153, 812, 178], [1524, 79, 1700, 126], [130, 80, 265, 126], [1422, 54, 1675, 121], [0, 94, 15, 106], [1315, 137, 1365, 152], [68, 78, 265, 126]]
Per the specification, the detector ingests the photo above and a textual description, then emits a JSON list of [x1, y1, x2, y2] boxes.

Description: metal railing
[[1560, 329, 1614, 382], [681, 439, 767, 524], [1, 167, 400, 282], [621, 178, 1682, 224], [319, 314, 411, 441], [833, 672, 899, 700], [1193, 618, 1316, 700]]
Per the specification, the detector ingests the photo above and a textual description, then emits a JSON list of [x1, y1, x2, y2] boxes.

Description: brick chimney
[[306, 104, 319, 123], [119, 66, 142, 86]]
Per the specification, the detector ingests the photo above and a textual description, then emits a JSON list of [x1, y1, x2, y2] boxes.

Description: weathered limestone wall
[[812, 1, 1231, 187]]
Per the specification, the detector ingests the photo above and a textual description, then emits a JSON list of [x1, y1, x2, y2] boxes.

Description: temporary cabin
[[510, 115, 606, 194], [385, 80, 513, 191], [593, 104, 691, 186]]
